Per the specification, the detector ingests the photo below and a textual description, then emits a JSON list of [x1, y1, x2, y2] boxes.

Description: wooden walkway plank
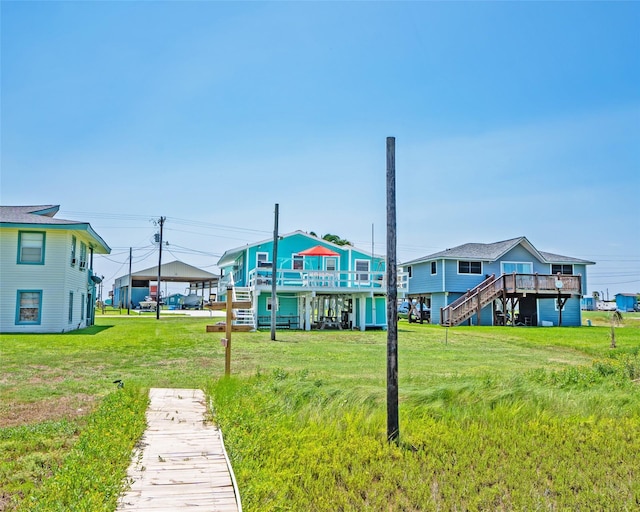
[[117, 388, 241, 512]]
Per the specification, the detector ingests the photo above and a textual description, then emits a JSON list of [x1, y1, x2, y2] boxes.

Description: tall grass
[[1, 313, 639, 510]]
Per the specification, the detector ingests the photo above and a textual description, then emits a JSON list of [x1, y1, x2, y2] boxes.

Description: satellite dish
[[555, 280, 563, 289]]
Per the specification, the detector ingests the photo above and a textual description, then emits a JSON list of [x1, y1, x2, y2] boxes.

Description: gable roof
[[402, 236, 594, 266], [130, 260, 218, 283], [217, 230, 363, 267], [0, 204, 111, 254]]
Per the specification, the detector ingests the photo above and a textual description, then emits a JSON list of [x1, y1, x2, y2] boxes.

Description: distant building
[[615, 293, 639, 313], [0, 205, 110, 333]]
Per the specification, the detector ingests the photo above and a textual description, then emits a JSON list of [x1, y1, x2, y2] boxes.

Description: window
[[81, 294, 85, 321], [267, 296, 279, 311], [16, 291, 42, 324], [551, 264, 573, 275], [325, 257, 337, 271], [69, 292, 74, 323], [18, 231, 45, 264], [257, 252, 271, 268], [407, 266, 412, 278], [355, 260, 370, 282], [458, 261, 482, 274], [501, 262, 533, 274], [293, 255, 304, 270], [431, 261, 437, 275], [79, 242, 87, 270], [71, 235, 77, 266]]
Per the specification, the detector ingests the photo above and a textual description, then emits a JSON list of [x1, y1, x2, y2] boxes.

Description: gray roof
[[0, 204, 111, 254], [129, 260, 218, 283], [402, 236, 594, 266]]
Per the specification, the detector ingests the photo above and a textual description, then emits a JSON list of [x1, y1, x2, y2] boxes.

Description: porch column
[[359, 295, 366, 331], [304, 295, 311, 331]]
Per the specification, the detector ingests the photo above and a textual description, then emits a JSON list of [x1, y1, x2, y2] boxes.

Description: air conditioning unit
[[71, 258, 77, 265]]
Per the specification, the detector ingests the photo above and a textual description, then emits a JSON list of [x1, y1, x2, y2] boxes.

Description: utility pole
[[156, 216, 165, 320], [127, 247, 132, 315], [271, 204, 279, 341], [386, 136, 399, 444]]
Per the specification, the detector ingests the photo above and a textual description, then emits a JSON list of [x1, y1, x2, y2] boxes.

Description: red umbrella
[[298, 245, 340, 257]]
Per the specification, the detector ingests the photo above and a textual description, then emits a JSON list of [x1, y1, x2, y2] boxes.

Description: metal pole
[[156, 217, 165, 320], [271, 204, 279, 341], [386, 136, 399, 443], [127, 247, 132, 315]]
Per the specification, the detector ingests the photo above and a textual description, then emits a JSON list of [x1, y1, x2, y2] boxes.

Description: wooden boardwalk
[[117, 388, 241, 511]]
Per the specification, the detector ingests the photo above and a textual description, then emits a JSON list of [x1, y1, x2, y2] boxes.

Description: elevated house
[[401, 237, 594, 327], [216, 231, 394, 330], [0, 205, 110, 333]]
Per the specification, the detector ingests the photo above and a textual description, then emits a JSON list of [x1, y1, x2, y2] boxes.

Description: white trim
[[457, 260, 483, 275], [501, 261, 533, 274], [354, 259, 370, 283]]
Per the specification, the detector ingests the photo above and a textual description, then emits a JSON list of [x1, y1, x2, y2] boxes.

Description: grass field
[[1, 312, 639, 510]]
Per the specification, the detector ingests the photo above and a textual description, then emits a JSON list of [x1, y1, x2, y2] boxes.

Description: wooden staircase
[[440, 273, 583, 327], [440, 274, 502, 327], [231, 286, 255, 329]]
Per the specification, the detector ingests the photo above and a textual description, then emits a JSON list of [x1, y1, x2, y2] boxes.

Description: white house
[[0, 205, 111, 333]]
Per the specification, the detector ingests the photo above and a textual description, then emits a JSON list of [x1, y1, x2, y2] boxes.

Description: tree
[[321, 233, 351, 246]]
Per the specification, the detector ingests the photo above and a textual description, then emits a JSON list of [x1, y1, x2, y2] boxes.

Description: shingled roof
[[0, 204, 111, 253], [403, 236, 594, 266]]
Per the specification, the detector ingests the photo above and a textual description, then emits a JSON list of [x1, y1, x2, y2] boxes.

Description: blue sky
[[2, 1, 639, 298]]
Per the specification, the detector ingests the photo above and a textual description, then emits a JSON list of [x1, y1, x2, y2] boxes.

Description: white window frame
[[257, 252, 271, 268], [551, 264, 573, 275], [325, 257, 338, 272], [355, 259, 370, 283], [292, 255, 304, 270], [430, 261, 437, 275], [79, 242, 88, 270], [501, 261, 533, 275], [458, 260, 482, 275], [267, 296, 279, 311]]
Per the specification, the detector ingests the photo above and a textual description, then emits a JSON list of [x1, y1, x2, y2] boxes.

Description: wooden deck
[[117, 388, 241, 511]]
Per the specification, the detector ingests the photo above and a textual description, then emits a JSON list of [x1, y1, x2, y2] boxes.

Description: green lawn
[[1, 313, 639, 510]]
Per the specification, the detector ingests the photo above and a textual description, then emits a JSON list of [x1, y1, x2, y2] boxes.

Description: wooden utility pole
[[156, 216, 165, 320], [271, 204, 279, 341], [386, 136, 399, 444]]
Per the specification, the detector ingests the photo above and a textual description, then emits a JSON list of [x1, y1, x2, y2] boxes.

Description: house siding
[[1, 229, 99, 333], [537, 297, 582, 326]]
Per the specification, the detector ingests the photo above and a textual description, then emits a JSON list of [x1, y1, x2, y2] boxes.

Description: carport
[[113, 260, 219, 309]]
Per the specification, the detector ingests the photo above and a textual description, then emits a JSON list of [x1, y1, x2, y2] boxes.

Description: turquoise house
[[216, 231, 390, 331], [401, 237, 594, 327]]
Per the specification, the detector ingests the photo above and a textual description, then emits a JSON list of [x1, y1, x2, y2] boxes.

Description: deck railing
[[441, 273, 582, 327], [246, 268, 408, 292]]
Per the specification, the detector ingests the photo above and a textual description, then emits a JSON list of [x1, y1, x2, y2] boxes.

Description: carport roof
[[129, 260, 218, 283]]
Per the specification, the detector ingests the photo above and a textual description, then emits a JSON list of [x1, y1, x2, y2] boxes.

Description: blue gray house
[[401, 237, 594, 327]]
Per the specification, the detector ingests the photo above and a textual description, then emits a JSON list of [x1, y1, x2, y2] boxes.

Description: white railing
[[247, 268, 408, 291]]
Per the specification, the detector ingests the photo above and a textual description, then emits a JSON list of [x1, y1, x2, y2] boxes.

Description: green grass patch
[[1, 312, 639, 510], [13, 386, 148, 512]]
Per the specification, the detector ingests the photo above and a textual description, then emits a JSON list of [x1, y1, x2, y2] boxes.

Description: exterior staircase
[[231, 286, 255, 329], [440, 273, 583, 327], [441, 274, 501, 327]]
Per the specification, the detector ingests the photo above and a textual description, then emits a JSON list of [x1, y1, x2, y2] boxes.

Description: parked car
[[397, 301, 411, 314]]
